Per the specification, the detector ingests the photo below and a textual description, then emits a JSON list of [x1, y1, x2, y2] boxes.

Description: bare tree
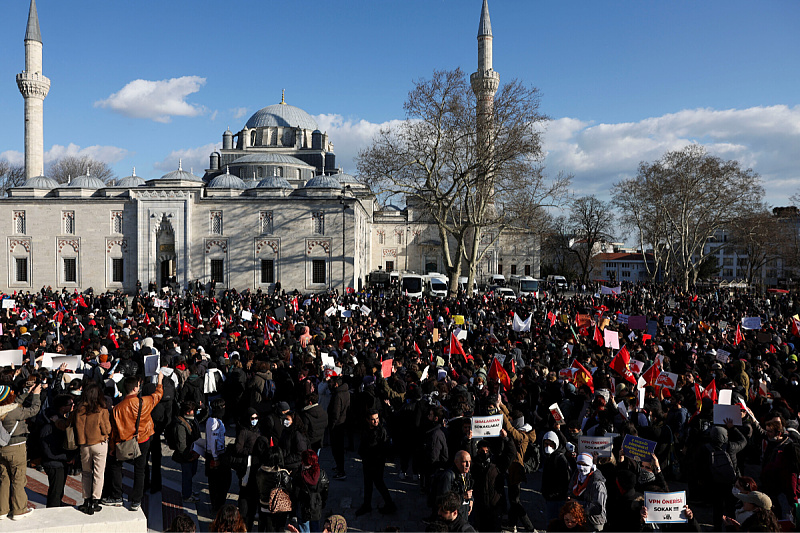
[[0, 159, 26, 196], [728, 207, 784, 286], [567, 196, 614, 283], [47, 155, 116, 184], [357, 68, 567, 295]]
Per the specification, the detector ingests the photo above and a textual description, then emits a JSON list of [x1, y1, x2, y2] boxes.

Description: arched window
[[257, 166, 263, 178], [250, 130, 257, 146]]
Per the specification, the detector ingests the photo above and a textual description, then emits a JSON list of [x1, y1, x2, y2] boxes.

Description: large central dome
[[245, 103, 318, 130]]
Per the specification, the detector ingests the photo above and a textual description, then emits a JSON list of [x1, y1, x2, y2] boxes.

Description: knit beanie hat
[[0, 385, 11, 403]]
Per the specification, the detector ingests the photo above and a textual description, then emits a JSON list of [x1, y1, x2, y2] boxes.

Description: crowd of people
[[0, 280, 799, 532]]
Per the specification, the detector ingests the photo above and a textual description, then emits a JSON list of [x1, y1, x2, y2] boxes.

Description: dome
[[254, 176, 293, 189], [230, 153, 313, 167], [160, 160, 202, 181], [68, 173, 106, 189], [333, 170, 359, 184], [304, 174, 342, 189], [245, 103, 318, 130], [22, 175, 58, 189], [116, 168, 146, 187], [208, 168, 247, 189]]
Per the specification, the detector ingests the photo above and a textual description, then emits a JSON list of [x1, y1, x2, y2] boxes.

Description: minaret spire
[[18, 0, 50, 180]]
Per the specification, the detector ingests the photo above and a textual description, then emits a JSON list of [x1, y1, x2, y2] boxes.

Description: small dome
[[22, 175, 58, 189], [116, 168, 146, 187], [333, 170, 359, 184], [304, 174, 342, 189], [208, 168, 247, 189], [160, 160, 202, 181], [255, 176, 292, 189], [230, 153, 313, 167], [69, 173, 106, 189], [245, 103, 318, 130]]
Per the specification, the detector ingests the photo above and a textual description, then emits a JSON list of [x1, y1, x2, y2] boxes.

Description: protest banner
[[2, 299, 15, 309], [617, 314, 629, 325], [604, 329, 620, 350], [741, 317, 762, 330], [360, 305, 371, 315], [713, 404, 743, 426], [644, 491, 687, 523], [654, 371, 678, 390], [647, 320, 658, 336], [578, 436, 613, 458], [718, 389, 733, 405], [49, 355, 81, 372], [716, 350, 730, 363], [325, 306, 337, 317], [628, 316, 646, 330], [453, 315, 465, 325], [381, 359, 393, 378], [143, 354, 159, 377], [600, 285, 622, 295], [0, 349, 24, 366], [471, 415, 503, 438], [664, 316, 673, 326], [549, 403, 565, 422], [621, 434, 657, 461], [241, 310, 252, 321]]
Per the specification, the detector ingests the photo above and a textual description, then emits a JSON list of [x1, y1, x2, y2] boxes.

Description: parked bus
[[400, 273, 424, 298], [509, 275, 539, 297]]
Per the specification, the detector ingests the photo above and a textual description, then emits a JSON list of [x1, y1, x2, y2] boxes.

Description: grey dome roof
[[333, 171, 359, 184], [304, 174, 342, 189], [230, 153, 314, 167], [245, 103, 318, 130], [116, 172, 146, 187], [69, 174, 106, 189], [208, 170, 247, 189], [160, 162, 202, 181], [254, 176, 293, 189], [23, 175, 58, 189]]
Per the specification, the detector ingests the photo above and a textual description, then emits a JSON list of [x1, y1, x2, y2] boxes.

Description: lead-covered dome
[[23, 175, 58, 189], [116, 168, 146, 187], [246, 103, 318, 130], [208, 168, 246, 189], [160, 161, 202, 182], [254, 176, 292, 189], [304, 174, 342, 189], [69, 174, 106, 189]]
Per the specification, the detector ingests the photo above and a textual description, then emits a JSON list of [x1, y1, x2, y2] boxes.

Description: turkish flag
[[641, 360, 662, 387], [192, 303, 201, 322], [182, 320, 195, 335], [414, 341, 422, 355], [547, 311, 557, 327], [594, 325, 604, 347], [489, 357, 511, 390], [55, 311, 64, 324], [571, 359, 594, 393], [108, 325, 119, 349], [76, 295, 88, 308], [702, 378, 718, 403], [339, 328, 351, 349], [734, 324, 744, 346], [143, 312, 151, 326], [610, 345, 636, 385], [449, 332, 465, 356]]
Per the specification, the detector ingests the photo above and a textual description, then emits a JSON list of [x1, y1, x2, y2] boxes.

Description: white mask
[[577, 464, 592, 476], [544, 445, 555, 455], [283, 419, 292, 427]]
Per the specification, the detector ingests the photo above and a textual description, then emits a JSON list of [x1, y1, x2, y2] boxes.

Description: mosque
[[1, 0, 539, 294]]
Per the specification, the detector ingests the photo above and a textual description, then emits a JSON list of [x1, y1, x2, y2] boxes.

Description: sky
[[1, 0, 799, 207]]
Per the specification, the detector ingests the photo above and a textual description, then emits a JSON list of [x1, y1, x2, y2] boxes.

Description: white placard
[[2, 299, 16, 309], [421, 365, 430, 382], [638, 388, 646, 408], [360, 305, 371, 315], [604, 329, 620, 350], [630, 359, 645, 374], [741, 317, 762, 330], [321, 352, 335, 369], [40, 352, 62, 369], [664, 316, 673, 326], [578, 435, 613, 458], [471, 415, 503, 438], [654, 371, 678, 390], [718, 389, 733, 405], [549, 403, 564, 422], [713, 404, 743, 426], [241, 310, 252, 321], [49, 355, 81, 372], [325, 306, 337, 317], [716, 350, 730, 363], [644, 491, 687, 523], [144, 354, 160, 377], [455, 328, 468, 341]]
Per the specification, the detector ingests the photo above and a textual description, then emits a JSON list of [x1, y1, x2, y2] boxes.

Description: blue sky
[[1, 0, 799, 206]]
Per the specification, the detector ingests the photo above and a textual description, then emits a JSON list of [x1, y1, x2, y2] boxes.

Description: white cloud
[[232, 107, 248, 120], [541, 105, 800, 205], [313, 113, 405, 174], [1, 143, 129, 167], [95, 76, 207, 123], [154, 143, 220, 175]]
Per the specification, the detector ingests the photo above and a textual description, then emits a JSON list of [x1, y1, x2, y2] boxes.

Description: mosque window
[[250, 131, 257, 146], [111, 211, 123, 234], [15, 258, 28, 283], [312, 212, 324, 235], [261, 259, 275, 284], [13, 211, 25, 234], [112, 258, 124, 283], [260, 211, 274, 234], [312, 260, 326, 284], [63, 211, 75, 235], [210, 211, 223, 235], [275, 167, 283, 177], [395, 231, 403, 245], [378, 231, 385, 245], [211, 259, 224, 283], [63, 258, 77, 283]]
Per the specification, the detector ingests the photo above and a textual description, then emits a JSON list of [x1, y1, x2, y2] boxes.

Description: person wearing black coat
[[327, 377, 350, 479], [605, 469, 643, 533], [171, 401, 201, 502], [355, 409, 397, 516], [541, 430, 573, 522], [298, 393, 328, 453], [277, 411, 308, 474], [423, 405, 449, 488], [292, 450, 330, 532], [232, 408, 263, 531], [40, 395, 78, 507]]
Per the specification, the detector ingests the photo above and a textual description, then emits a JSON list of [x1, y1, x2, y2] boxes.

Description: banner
[[628, 316, 647, 330], [513, 313, 531, 332], [0, 349, 24, 366], [471, 415, 503, 438], [600, 285, 622, 295], [713, 404, 743, 426], [576, 314, 592, 328], [604, 329, 620, 350], [578, 435, 613, 458], [241, 310, 252, 321], [621, 434, 657, 461], [718, 389, 733, 405], [143, 354, 160, 377], [644, 491, 687, 524], [741, 317, 762, 330], [654, 371, 679, 390]]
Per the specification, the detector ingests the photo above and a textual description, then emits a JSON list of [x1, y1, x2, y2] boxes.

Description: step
[[2, 505, 147, 533]]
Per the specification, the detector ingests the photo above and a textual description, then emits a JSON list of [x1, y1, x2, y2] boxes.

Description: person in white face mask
[[541, 430, 572, 522], [568, 453, 607, 531]]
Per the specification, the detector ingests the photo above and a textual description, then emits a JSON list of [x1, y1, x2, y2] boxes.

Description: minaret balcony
[[16, 71, 51, 98]]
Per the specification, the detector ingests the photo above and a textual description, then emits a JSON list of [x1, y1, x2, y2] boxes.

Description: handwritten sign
[[325, 306, 337, 317], [741, 317, 762, 330], [621, 434, 657, 461], [644, 491, 687, 524], [2, 299, 16, 309], [360, 305, 371, 316], [578, 436, 613, 458], [471, 415, 503, 438], [716, 349, 730, 363]]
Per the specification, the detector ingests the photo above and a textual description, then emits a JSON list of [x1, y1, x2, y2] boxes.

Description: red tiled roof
[[596, 252, 653, 261]]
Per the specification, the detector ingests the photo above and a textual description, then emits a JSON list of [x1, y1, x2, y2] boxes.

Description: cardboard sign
[[2, 299, 16, 309], [360, 305, 371, 315], [644, 491, 687, 524], [718, 389, 733, 405], [741, 317, 762, 330], [576, 314, 592, 328], [654, 371, 678, 390], [713, 404, 743, 426], [604, 329, 620, 350], [617, 314, 629, 325], [381, 359, 393, 378], [716, 350, 730, 363], [471, 415, 503, 438], [325, 306, 337, 317], [628, 316, 647, 330], [664, 316, 673, 326], [647, 320, 658, 337], [453, 315, 465, 325], [143, 354, 159, 377], [578, 435, 613, 458], [621, 434, 657, 461], [549, 403, 564, 422], [432, 328, 439, 343], [49, 355, 82, 372], [241, 310, 252, 321], [0, 349, 24, 366]]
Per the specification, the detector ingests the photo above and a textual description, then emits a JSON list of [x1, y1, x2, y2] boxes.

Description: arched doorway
[[156, 215, 177, 289]]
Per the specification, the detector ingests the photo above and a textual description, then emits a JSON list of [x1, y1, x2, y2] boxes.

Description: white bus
[[400, 273, 424, 298], [509, 275, 539, 297]]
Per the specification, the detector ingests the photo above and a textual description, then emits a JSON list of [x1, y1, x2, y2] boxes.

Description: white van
[[489, 274, 506, 287], [425, 274, 449, 298], [547, 275, 568, 289], [458, 277, 479, 295], [509, 275, 539, 297], [400, 273, 424, 298]]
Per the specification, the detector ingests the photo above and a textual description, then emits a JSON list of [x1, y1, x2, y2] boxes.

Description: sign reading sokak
[[471, 415, 502, 438], [578, 436, 613, 458], [644, 491, 687, 523]]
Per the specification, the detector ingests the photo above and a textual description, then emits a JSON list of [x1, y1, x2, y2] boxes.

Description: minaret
[[470, 0, 499, 201], [17, 0, 50, 180]]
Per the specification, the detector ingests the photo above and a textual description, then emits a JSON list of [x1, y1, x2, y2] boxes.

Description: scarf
[[572, 471, 593, 497]]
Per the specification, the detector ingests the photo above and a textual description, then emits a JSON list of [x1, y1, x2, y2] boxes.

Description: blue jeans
[[297, 519, 320, 533], [181, 460, 198, 499]]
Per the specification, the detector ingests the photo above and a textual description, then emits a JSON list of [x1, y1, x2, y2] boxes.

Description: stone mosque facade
[[1, 0, 539, 294]]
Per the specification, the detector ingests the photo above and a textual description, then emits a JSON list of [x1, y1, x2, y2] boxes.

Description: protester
[[209, 503, 248, 533], [171, 400, 202, 503], [74, 380, 112, 515]]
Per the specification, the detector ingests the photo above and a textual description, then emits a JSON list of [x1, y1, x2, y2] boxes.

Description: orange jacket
[[112, 385, 163, 446]]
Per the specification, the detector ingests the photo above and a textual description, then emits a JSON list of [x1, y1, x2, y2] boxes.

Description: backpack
[[706, 444, 737, 484], [0, 421, 20, 447], [262, 379, 276, 401], [165, 418, 191, 452], [522, 439, 541, 474]]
